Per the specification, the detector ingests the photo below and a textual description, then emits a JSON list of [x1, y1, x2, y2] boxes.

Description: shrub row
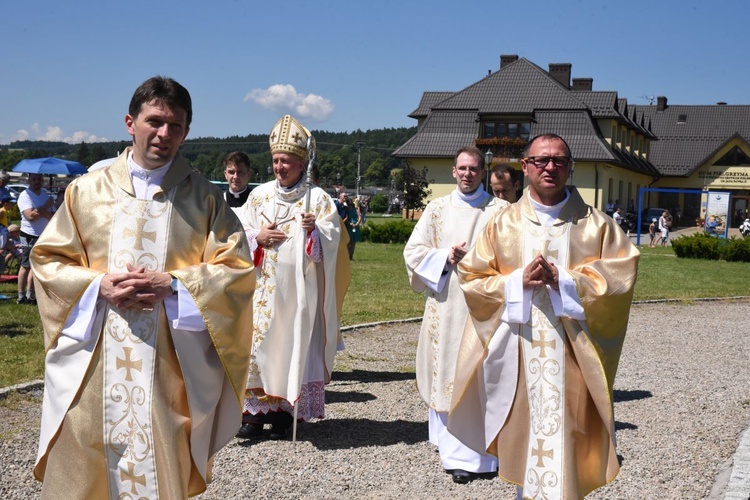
[[671, 232, 750, 262], [360, 220, 416, 244]]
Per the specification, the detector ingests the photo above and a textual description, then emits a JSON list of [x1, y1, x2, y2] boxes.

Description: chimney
[[656, 96, 668, 111], [500, 54, 519, 69], [717, 101, 727, 105], [572, 78, 593, 91], [548, 63, 572, 89]]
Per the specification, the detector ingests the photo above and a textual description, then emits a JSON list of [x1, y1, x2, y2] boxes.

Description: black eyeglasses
[[523, 156, 571, 168]]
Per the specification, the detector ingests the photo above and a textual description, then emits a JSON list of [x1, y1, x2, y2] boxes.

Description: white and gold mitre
[[269, 114, 310, 160]]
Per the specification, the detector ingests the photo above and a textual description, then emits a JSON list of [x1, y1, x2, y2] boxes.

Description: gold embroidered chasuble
[[31, 150, 254, 498], [403, 191, 506, 411], [449, 188, 639, 499], [240, 180, 343, 419]]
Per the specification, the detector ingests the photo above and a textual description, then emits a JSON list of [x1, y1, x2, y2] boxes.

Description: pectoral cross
[[123, 217, 156, 251], [532, 329, 556, 358], [116, 347, 142, 382], [532, 438, 554, 467], [120, 461, 146, 494]]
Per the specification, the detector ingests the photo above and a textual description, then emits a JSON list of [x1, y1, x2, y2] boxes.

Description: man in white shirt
[[16, 173, 53, 304]]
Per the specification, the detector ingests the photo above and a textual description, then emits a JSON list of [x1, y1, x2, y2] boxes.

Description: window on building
[[483, 121, 531, 140], [715, 146, 750, 166]]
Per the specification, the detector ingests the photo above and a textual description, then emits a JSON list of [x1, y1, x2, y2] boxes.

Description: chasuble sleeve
[[31, 182, 104, 350]]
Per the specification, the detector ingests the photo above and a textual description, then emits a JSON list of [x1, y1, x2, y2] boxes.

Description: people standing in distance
[[17, 173, 54, 304]]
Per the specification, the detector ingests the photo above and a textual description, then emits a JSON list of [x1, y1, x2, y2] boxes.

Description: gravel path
[[1, 300, 749, 499]]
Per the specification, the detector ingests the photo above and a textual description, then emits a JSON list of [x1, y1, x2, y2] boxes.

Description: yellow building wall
[[407, 158, 456, 201]]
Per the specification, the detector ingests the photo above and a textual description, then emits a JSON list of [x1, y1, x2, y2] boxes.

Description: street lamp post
[[355, 140, 364, 199], [484, 149, 494, 191]]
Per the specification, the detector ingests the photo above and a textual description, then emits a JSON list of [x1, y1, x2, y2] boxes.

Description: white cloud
[[244, 84, 334, 121], [12, 129, 29, 142]]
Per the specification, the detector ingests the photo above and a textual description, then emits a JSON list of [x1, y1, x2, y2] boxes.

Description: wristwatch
[[169, 275, 179, 295]]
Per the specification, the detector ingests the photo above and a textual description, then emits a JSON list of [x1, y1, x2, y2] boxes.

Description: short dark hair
[[129, 76, 192, 127], [223, 151, 251, 170], [454, 146, 485, 168], [491, 163, 518, 184], [523, 133, 572, 158]]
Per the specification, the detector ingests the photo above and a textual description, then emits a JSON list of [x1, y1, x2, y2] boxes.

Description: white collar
[[228, 186, 249, 197], [452, 185, 487, 208], [127, 152, 173, 183], [529, 188, 570, 225]]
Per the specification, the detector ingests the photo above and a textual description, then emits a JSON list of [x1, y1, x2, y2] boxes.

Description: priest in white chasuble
[[238, 114, 345, 440], [450, 134, 639, 499], [30, 76, 255, 499], [404, 146, 508, 484]]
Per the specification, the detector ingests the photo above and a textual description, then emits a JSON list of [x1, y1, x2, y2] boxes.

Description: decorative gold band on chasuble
[[520, 220, 570, 499], [103, 192, 173, 499]]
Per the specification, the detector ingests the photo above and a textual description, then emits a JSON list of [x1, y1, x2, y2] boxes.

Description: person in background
[[17, 173, 53, 304], [450, 134, 639, 498], [238, 114, 345, 440], [649, 217, 658, 247], [0, 194, 15, 227], [30, 76, 254, 498], [0, 171, 11, 201], [613, 207, 623, 227], [404, 146, 507, 484], [223, 151, 253, 214], [489, 163, 520, 203], [3, 224, 22, 272]]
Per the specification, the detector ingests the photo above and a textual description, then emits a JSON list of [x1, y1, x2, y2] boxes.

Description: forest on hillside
[[0, 126, 417, 190]]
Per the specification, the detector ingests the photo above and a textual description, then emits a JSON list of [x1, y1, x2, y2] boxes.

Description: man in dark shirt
[[223, 151, 253, 212]]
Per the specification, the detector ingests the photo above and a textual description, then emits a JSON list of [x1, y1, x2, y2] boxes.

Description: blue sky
[[1, 0, 748, 145]]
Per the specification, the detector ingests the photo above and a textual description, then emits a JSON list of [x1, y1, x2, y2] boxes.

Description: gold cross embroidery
[[532, 438, 554, 467], [532, 238, 558, 262], [116, 347, 142, 382], [270, 131, 277, 142], [291, 131, 302, 143], [120, 461, 146, 494], [122, 218, 156, 251], [532, 329, 556, 358]]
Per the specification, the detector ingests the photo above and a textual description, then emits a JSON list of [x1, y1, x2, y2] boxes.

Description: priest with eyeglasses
[[449, 133, 639, 498]]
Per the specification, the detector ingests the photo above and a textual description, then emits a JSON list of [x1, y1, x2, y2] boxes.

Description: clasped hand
[[523, 255, 559, 290], [99, 263, 173, 310]]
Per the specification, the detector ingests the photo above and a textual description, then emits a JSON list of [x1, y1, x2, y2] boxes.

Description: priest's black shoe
[[451, 469, 474, 484], [236, 423, 263, 439]]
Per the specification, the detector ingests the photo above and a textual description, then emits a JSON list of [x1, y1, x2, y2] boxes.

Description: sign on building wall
[[697, 167, 750, 189]]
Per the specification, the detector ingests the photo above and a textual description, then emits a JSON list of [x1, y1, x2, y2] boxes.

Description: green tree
[[399, 162, 431, 220]]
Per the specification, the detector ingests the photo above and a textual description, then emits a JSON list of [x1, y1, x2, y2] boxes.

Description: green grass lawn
[[1, 242, 749, 387]]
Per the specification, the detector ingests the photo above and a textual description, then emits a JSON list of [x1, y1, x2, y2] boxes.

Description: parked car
[[6, 183, 28, 201], [641, 207, 668, 230]]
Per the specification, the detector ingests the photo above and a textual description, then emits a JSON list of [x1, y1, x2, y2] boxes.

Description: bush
[[671, 233, 750, 262], [361, 220, 415, 244], [369, 193, 389, 213]]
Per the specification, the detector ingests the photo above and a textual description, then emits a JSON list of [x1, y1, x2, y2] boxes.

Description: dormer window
[[677, 114, 687, 124]]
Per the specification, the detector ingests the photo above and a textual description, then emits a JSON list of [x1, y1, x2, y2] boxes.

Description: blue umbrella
[[12, 157, 87, 175]]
